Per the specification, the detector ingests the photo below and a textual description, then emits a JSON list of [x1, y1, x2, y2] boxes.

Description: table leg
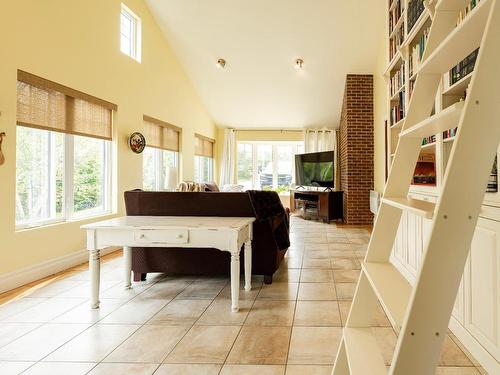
[[123, 246, 132, 289], [244, 241, 252, 292], [90, 249, 101, 309], [230, 253, 240, 312]]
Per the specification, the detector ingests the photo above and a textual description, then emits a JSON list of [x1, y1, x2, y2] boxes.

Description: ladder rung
[[381, 197, 436, 219], [399, 101, 464, 139], [344, 327, 387, 375], [419, 0, 491, 75], [363, 262, 412, 333], [435, 0, 472, 11]]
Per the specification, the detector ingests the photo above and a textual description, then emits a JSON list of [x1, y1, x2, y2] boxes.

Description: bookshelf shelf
[[390, 84, 406, 101], [421, 141, 436, 149], [443, 72, 473, 96], [385, 53, 404, 76], [386, 0, 490, 193], [390, 12, 406, 38], [391, 118, 405, 129], [403, 9, 430, 47]]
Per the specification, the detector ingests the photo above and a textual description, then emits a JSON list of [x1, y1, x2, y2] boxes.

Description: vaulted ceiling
[[145, 0, 385, 129]]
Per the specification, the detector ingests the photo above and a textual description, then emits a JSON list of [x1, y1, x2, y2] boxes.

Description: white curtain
[[304, 128, 340, 189], [304, 128, 335, 153], [219, 128, 236, 186]]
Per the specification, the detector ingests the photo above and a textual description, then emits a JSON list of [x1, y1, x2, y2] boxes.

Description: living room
[[1, 0, 499, 374]]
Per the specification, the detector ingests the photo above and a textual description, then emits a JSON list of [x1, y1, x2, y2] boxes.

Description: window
[[15, 70, 115, 229], [120, 3, 141, 62], [237, 142, 304, 191], [142, 115, 181, 190], [194, 134, 215, 183], [143, 149, 178, 190]]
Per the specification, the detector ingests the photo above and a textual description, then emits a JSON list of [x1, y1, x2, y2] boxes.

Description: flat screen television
[[295, 151, 334, 188]]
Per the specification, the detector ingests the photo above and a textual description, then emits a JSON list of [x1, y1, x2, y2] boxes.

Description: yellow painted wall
[[0, 0, 216, 275]]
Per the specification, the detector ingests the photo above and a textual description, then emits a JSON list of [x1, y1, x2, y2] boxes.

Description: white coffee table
[[81, 216, 255, 312]]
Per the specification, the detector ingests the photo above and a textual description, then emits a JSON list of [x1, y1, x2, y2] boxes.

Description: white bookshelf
[[384, 0, 495, 196]]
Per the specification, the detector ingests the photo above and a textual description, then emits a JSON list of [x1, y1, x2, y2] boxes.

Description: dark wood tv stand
[[290, 189, 344, 223]]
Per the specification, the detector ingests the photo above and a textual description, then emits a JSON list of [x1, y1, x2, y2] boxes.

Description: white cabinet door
[[464, 217, 500, 360], [406, 213, 422, 275]]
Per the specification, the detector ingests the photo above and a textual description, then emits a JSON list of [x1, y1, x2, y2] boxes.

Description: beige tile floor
[[0, 215, 488, 374]]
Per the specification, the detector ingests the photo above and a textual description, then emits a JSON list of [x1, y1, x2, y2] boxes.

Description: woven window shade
[[16, 70, 116, 140], [143, 115, 181, 152], [194, 133, 215, 158]]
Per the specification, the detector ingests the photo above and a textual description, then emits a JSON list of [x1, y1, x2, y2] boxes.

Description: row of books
[[409, 79, 416, 100], [390, 63, 406, 96], [389, 24, 405, 61], [443, 127, 458, 140], [409, 26, 430, 77], [390, 91, 405, 125], [389, 0, 405, 34], [422, 135, 436, 146], [407, 0, 425, 32], [488, 156, 498, 193], [457, 0, 482, 26], [450, 48, 479, 85]]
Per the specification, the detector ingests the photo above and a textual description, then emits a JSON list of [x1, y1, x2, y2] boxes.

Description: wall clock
[[129, 132, 146, 154]]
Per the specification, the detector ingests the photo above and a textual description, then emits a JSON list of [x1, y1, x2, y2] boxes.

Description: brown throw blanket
[[246, 190, 290, 251]]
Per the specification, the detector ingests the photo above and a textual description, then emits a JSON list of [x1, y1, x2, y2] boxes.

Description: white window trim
[[143, 147, 179, 191], [194, 155, 214, 183], [16, 133, 113, 231], [237, 141, 304, 190], [120, 3, 142, 63]]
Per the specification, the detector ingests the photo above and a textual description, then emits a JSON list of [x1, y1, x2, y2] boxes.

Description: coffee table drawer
[[134, 229, 189, 244]]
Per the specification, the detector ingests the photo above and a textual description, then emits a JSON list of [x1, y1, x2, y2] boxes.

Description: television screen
[[295, 151, 334, 188]]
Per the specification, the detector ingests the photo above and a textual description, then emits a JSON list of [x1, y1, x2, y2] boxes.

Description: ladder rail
[[391, 1, 500, 372], [334, 0, 500, 373]]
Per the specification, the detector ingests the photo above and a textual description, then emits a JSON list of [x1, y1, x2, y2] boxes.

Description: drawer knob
[[140, 234, 145, 239], [176, 234, 183, 239]]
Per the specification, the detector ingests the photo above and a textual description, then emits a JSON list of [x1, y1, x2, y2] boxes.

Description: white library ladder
[[333, 0, 500, 373]]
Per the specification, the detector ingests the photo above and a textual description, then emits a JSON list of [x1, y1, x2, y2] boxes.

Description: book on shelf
[[457, 0, 482, 26], [450, 48, 479, 86], [391, 63, 406, 96], [389, 24, 405, 61], [443, 127, 458, 140], [391, 89, 406, 125], [422, 135, 436, 146], [389, 0, 405, 34], [488, 156, 498, 193], [407, 0, 425, 32], [409, 26, 430, 77]]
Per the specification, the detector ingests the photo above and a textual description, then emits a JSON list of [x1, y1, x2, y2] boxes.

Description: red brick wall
[[339, 75, 374, 225]]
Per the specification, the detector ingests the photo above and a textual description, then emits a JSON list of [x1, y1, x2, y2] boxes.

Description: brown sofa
[[124, 190, 290, 284]]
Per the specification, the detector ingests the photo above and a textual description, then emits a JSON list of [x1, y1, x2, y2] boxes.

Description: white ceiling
[[145, 0, 385, 129]]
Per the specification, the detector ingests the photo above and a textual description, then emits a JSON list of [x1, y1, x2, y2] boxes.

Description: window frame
[[194, 155, 214, 183], [120, 3, 142, 63], [15, 129, 113, 230], [142, 147, 179, 191], [236, 141, 304, 190]]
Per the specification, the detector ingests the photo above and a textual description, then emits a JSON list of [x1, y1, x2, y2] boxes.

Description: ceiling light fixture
[[217, 58, 226, 69], [295, 58, 304, 69]]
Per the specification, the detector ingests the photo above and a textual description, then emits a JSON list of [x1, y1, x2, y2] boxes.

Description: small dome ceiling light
[[217, 58, 226, 68], [295, 58, 304, 69]]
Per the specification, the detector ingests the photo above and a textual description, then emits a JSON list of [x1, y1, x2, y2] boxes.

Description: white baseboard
[[449, 317, 500, 374], [0, 247, 120, 295]]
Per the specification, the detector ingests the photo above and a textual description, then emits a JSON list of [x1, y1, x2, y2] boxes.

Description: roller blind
[[16, 70, 116, 141], [195, 133, 215, 158], [143, 115, 181, 152]]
